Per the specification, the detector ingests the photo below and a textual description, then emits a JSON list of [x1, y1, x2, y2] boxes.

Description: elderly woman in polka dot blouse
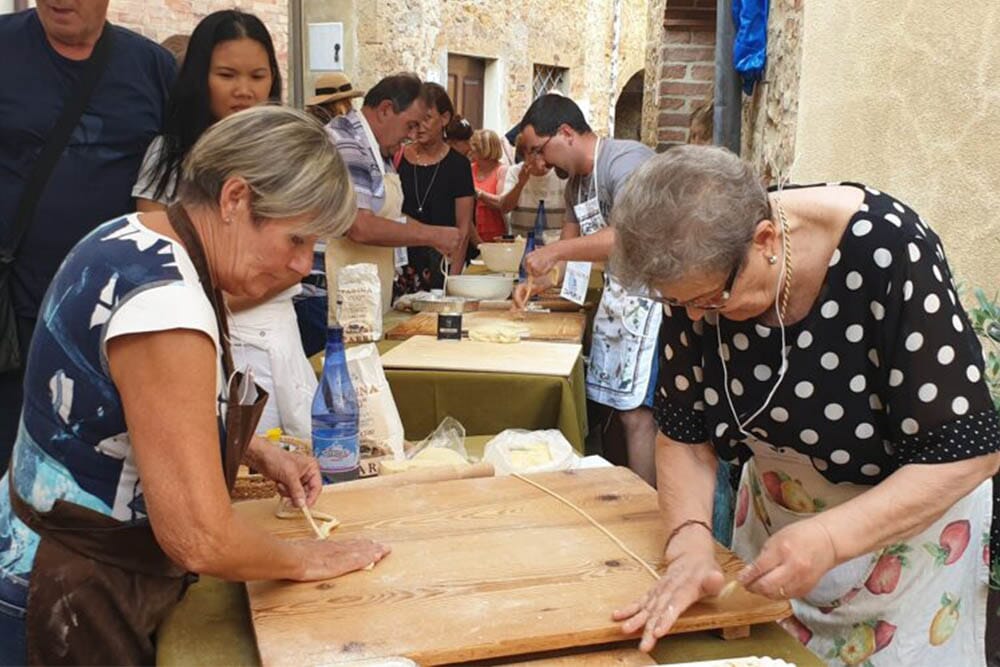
[[609, 146, 1000, 665]]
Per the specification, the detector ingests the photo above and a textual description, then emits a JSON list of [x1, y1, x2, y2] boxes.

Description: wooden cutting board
[[478, 298, 589, 313], [240, 468, 790, 666], [380, 335, 582, 376], [384, 311, 587, 343]]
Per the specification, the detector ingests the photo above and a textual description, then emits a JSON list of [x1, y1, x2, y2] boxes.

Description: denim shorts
[[0, 596, 26, 666]]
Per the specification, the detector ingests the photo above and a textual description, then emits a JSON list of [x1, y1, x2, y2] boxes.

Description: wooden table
[[158, 451, 821, 666], [157, 578, 823, 666], [385, 310, 588, 344]]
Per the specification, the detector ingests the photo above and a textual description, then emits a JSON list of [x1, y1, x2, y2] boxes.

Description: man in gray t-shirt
[[515, 94, 658, 485], [562, 138, 653, 226]]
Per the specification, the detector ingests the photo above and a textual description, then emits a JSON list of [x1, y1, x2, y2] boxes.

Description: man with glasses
[[514, 94, 659, 485]]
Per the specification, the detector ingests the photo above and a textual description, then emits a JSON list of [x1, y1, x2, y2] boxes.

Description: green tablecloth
[[157, 579, 821, 666], [377, 339, 588, 452]]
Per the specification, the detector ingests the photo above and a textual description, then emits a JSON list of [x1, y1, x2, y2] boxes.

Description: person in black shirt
[[0, 5, 175, 473], [395, 83, 474, 296]]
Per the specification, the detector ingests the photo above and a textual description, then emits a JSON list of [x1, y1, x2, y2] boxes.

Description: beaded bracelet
[[663, 519, 712, 554]]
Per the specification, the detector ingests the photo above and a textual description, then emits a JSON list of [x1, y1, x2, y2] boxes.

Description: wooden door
[[447, 54, 485, 129]]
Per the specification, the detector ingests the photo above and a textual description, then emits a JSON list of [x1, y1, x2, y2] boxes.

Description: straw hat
[[306, 72, 365, 106]]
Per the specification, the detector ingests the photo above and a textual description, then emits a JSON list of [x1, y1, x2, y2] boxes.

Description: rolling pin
[[322, 462, 495, 493]]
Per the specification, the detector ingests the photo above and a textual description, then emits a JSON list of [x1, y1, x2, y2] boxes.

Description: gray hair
[[178, 105, 356, 239], [610, 145, 770, 290]]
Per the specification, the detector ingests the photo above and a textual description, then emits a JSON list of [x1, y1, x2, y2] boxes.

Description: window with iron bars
[[533, 64, 568, 99]]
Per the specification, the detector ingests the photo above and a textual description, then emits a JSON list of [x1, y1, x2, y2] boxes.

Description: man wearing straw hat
[[306, 72, 365, 123]]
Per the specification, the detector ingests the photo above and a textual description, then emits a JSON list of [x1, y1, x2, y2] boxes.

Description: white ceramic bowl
[[445, 275, 515, 300], [478, 239, 527, 273]]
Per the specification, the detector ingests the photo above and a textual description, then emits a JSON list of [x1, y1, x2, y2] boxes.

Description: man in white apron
[[299, 74, 461, 348], [514, 94, 660, 484]]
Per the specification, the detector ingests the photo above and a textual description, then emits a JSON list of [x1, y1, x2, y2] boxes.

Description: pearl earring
[[768, 255, 778, 265]]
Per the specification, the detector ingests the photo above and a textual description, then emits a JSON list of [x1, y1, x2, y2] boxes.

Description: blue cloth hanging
[[732, 0, 769, 94]]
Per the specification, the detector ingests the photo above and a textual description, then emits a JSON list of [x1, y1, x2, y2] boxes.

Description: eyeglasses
[[646, 261, 741, 310], [526, 135, 553, 157]]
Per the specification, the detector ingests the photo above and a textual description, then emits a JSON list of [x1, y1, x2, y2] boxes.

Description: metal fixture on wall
[[288, 0, 305, 108], [713, 0, 741, 152]]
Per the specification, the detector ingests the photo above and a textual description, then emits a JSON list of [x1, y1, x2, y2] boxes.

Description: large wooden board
[[240, 468, 790, 666], [379, 335, 581, 377], [385, 311, 588, 343]]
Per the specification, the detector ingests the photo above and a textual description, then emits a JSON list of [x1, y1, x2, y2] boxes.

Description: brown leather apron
[[7, 204, 268, 665]]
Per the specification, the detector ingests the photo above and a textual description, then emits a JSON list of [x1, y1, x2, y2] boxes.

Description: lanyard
[[576, 137, 602, 206]]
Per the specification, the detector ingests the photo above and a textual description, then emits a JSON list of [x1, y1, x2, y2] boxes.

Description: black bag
[[0, 24, 114, 373]]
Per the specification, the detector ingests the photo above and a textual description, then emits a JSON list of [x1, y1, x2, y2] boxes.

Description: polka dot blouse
[[654, 184, 1000, 541]]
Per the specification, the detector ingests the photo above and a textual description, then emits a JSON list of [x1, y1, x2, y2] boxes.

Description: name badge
[[560, 261, 591, 305], [393, 216, 409, 268], [574, 197, 607, 237]]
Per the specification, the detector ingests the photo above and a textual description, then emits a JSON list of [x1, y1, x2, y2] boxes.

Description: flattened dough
[[468, 323, 528, 343]]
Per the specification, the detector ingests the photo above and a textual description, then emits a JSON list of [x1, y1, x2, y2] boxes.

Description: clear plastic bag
[[482, 429, 575, 475], [408, 416, 469, 461]]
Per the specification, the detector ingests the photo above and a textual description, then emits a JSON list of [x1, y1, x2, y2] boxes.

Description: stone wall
[[789, 1, 1000, 295], [739, 0, 802, 184], [107, 0, 290, 86], [302, 0, 648, 135], [642, 0, 715, 151]]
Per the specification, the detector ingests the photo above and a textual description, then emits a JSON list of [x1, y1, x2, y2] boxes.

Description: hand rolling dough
[[274, 499, 340, 538]]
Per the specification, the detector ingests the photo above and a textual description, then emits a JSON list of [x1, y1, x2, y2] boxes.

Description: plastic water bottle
[[532, 200, 547, 246], [311, 326, 360, 483], [518, 231, 536, 282]]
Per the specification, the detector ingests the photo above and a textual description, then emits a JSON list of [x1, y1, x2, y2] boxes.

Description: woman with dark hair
[[446, 115, 474, 158], [394, 83, 474, 296], [134, 9, 281, 207], [131, 11, 316, 439]]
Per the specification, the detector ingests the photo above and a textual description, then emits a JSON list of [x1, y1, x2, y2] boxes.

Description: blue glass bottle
[[311, 326, 360, 483], [532, 200, 547, 246], [518, 231, 537, 282]]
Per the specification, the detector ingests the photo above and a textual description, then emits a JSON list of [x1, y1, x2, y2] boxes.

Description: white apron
[[580, 138, 661, 410], [733, 436, 991, 666], [325, 119, 403, 318], [229, 284, 317, 438]]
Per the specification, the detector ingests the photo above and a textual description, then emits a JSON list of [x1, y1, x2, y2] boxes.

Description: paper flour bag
[[345, 344, 405, 477], [338, 263, 382, 343]]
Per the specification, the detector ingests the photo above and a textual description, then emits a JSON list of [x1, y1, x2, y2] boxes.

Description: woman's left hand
[[246, 437, 323, 508], [738, 517, 838, 600]]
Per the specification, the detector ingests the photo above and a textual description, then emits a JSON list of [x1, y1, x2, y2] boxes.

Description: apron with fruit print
[[732, 437, 992, 666]]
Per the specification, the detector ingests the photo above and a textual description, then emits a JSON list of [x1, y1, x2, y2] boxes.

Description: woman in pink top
[[470, 129, 507, 244]]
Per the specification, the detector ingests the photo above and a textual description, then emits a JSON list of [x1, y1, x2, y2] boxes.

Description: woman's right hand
[[612, 529, 724, 653], [295, 538, 391, 581]]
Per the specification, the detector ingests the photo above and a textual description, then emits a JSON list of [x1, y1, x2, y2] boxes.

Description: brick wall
[[655, 0, 715, 150], [106, 0, 289, 90]]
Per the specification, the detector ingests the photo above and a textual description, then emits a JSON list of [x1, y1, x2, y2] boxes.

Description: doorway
[[447, 54, 485, 129]]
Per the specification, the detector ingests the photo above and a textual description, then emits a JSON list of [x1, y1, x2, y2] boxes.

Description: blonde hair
[[471, 129, 503, 162], [178, 105, 356, 239]]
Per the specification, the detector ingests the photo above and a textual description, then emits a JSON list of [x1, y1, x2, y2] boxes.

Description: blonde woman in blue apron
[[514, 94, 661, 485], [610, 146, 1000, 665]]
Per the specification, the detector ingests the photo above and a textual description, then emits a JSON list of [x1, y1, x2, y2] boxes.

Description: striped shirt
[[324, 109, 394, 213]]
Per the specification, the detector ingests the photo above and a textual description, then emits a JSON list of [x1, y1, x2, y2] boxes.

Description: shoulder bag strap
[[0, 22, 115, 263]]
